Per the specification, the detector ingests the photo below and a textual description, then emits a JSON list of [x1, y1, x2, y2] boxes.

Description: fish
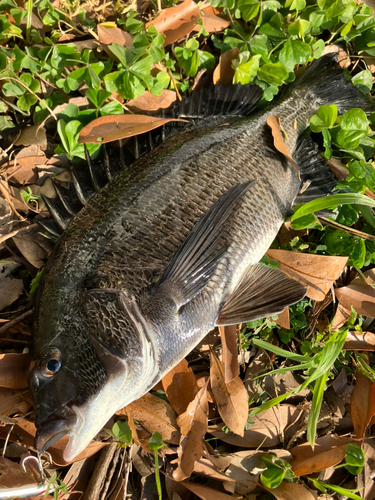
[[29, 54, 373, 463]]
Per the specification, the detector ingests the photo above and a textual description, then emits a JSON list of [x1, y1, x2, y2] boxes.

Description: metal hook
[[21, 451, 52, 481]]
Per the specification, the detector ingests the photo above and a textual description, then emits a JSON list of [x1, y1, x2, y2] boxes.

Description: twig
[[0, 309, 34, 335]]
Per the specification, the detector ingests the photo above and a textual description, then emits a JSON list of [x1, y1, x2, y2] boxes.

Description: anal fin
[[216, 263, 307, 326]]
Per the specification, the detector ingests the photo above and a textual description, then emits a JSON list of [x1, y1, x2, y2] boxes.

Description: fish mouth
[[35, 405, 77, 456]]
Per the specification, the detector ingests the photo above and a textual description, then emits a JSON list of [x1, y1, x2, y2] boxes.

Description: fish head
[[30, 288, 160, 462]]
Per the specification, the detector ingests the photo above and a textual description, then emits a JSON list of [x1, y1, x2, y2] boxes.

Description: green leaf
[[237, 0, 260, 21], [0, 51, 7, 71], [2, 82, 24, 97], [307, 369, 329, 448], [288, 19, 310, 36], [349, 238, 366, 267], [258, 62, 288, 86], [279, 39, 311, 72], [291, 193, 375, 220], [109, 43, 128, 67], [352, 69, 373, 93], [148, 431, 164, 450], [233, 54, 261, 84], [65, 120, 82, 153], [111, 421, 132, 445], [100, 101, 124, 116], [51, 44, 80, 69], [309, 104, 338, 132], [290, 213, 321, 230], [336, 108, 369, 149], [261, 467, 285, 489]]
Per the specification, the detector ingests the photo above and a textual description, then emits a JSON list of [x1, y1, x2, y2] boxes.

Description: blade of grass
[[306, 369, 329, 448], [252, 339, 307, 363]]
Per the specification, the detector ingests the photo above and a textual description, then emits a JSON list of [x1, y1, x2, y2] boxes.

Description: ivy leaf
[[352, 69, 373, 94], [309, 104, 338, 132], [237, 0, 260, 21], [279, 39, 311, 72], [258, 62, 288, 86], [288, 19, 310, 36], [336, 108, 369, 149], [233, 54, 261, 84]]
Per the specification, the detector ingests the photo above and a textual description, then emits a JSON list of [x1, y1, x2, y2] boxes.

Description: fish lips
[[34, 405, 77, 456]]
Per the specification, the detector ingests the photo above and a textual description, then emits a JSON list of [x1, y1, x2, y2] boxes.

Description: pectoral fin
[[216, 263, 307, 326], [154, 181, 255, 307]]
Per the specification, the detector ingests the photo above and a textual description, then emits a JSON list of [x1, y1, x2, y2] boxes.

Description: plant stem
[[26, 0, 33, 44], [154, 450, 162, 500]]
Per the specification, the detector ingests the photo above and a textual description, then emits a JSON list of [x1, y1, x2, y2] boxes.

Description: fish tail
[[293, 136, 337, 205], [295, 53, 375, 113]]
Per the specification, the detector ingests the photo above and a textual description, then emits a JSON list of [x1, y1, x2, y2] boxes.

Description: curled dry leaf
[[290, 435, 353, 476], [210, 351, 248, 436], [351, 354, 375, 438], [0, 388, 32, 416], [219, 325, 239, 383], [274, 307, 290, 330], [127, 89, 177, 114], [146, 0, 200, 46], [13, 229, 47, 269], [263, 480, 316, 500], [0, 277, 24, 312], [209, 405, 301, 448], [173, 383, 208, 481], [213, 47, 239, 85], [161, 358, 199, 416], [0, 353, 30, 390], [331, 303, 351, 331], [14, 125, 47, 150], [78, 114, 189, 144], [193, 458, 238, 485], [344, 331, 375, 350], [123, 392, 180, 445], [192, 10, 230, 34], [7, 155, 48, 185], [335, 269, 375, 318], [266, 249, 348, 301], [266, 116, 299, 176]]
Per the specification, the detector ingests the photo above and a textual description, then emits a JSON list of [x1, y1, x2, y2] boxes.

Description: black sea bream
[[29, 54, 372, 462]]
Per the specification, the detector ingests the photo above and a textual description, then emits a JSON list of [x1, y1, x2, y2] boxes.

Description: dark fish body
[[29, 55, 372, 462]]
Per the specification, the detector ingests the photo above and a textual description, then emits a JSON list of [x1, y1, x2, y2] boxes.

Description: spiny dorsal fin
[[154, 180, 255, 307], [216, 263, 307, 326]]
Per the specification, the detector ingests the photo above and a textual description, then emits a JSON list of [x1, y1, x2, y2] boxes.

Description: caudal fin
[[295, 53, 375, 113]]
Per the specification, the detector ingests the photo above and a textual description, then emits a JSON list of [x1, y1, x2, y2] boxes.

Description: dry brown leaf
[[0, 178, 25, 220], [193, 458, 237, 484], [210, 351, 248, 436], [0, 353, 30, 389], [344, 331, 375, 350], [266, 116, 299, 176], [0, 277, 24, 312], [264, 480, 316, 500], [14, 126, 47, 149], [213, 47, 239, 85], [321, 44, 350, 68], [181, 481, 238, 500], [0, 388, 32, 416], [266, 249, 348, 301], [351, 354, 375, 438], [161, 358, 199, 415], [331, 303, 351, 331], [290, 435, 353, 476], [335, 270, 375, 318], [173, 383, 208, 481], [127, 89, 177, 114], [219, 325, 239, 383], [209, 405, 301, 448], [59, 456, 94, 500], [123, 392, 180, 444], [7, 155, 48, 185], [274, 307, 290, 329], [13, 228, 47, 269], [146, 0, 200, 46], [193, 10, 230, 33], [97, 24, 133, 49], [0, 456, 37, 488], [78, 114, 188, 144]]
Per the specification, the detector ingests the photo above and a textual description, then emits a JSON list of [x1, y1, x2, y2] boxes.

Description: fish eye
[[41, 347, 62, 377]]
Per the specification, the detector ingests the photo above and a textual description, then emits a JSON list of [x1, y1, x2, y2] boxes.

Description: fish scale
[[30, 55, 374, 463]]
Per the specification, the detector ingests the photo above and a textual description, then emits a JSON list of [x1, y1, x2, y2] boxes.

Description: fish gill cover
[[1, 0, 375, 498]]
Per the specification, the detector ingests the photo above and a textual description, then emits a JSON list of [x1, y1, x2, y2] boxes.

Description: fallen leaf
[[219, 325, 239, 383], [0, 277, 24, 312], [97, 24, 133, 49], [181, 481, 238, 500], [266, 116, 299, 176], [193, 10, 230, 33], [78, 114, 188, 144], [361, 441, 375, 500], [7, 155, 48, 185], [0, 178, 25, 220], [13, 227, 47, 269], [126, 89, 177, 114], [321, 44, 350, 68], [331, 303, 351, 331], [0, 388, 32, 416], [266, 249, 348, 301], [162, 358, 199, 415], [210, 351, 248, 436], [274, 307, 290, 329], [173, 383, 208, 481], [278, 221, 307, 246], [0, 353, 30, 389], [60, 456, 95, 500], [351, 354, 375, 438], [344, 331, 375, 350], [146, 0, 200, 46], [335, 270, 375, 318], [14, 125, 47, 149], [0, 456, 37, 488], [263, 480, 316, 500], [123, 392, 180, 444], [209, 405, 301, 448], [290, 435, 353, 476], [193, 458, 238, 484], [327, 157, 349, 180]]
